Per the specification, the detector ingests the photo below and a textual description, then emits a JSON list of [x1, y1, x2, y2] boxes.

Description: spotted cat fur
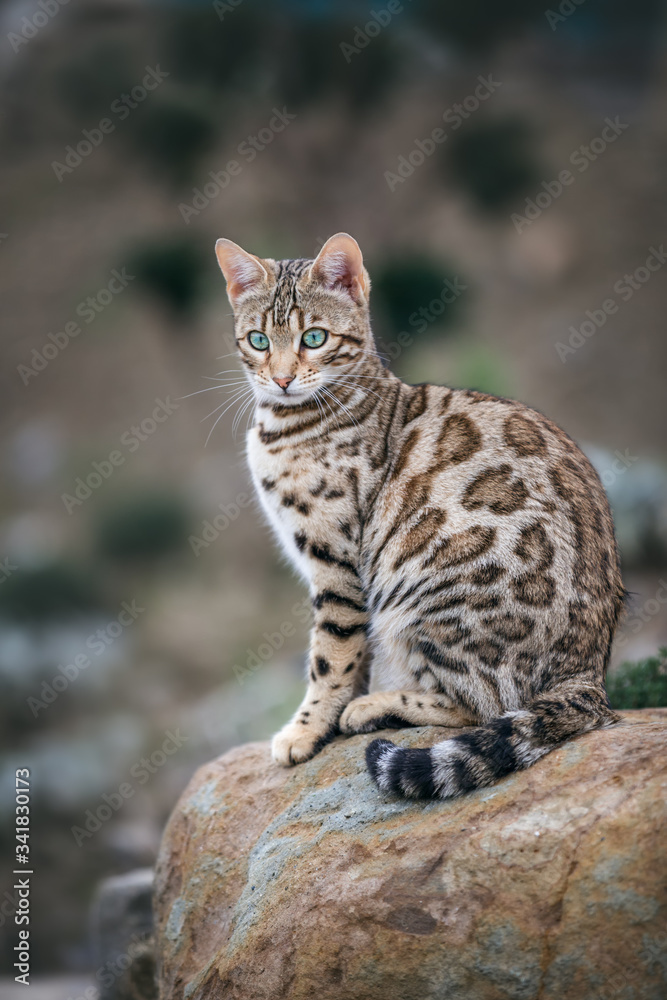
[[214, 233, 625, 800]]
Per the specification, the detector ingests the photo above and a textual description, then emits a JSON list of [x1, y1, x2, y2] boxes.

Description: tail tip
[[365, 738, 437, 798], [365, 738, 395, 782]]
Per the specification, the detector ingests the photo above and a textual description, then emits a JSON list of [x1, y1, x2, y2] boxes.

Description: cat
[[214, 232, 625, 800]]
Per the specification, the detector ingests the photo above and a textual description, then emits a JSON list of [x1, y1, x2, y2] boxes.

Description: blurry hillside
[[0, 0, 666, 978]]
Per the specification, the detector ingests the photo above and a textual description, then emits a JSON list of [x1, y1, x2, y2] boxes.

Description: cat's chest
[[247, 428, 350, 582]]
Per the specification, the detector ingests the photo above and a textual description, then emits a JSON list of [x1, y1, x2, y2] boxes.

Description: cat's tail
[[365, 685, 619, 800]]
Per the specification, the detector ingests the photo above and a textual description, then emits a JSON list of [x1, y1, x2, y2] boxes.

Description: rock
[[92, 868, 157, 1000], [154, 711, 667, 1000]]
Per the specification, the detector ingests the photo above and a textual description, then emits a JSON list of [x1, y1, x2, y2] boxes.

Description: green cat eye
[[248, 331, 269, 351], [302, 328, 327, 349]]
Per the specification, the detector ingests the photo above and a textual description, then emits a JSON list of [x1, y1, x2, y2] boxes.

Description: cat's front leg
[[340, 691, 477, 734], [271, 570, 369, 766]]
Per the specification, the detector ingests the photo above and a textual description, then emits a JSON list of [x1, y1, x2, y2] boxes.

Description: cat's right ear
[[215, 239, 270, 305], [309, 233, 368, 304]]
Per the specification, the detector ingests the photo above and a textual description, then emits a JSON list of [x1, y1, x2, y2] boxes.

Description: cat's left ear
[[310, 233, 369, 304]]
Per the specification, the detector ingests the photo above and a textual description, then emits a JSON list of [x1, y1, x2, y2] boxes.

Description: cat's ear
[[215, 239, 270, 305], [310, 233, 369, 304]]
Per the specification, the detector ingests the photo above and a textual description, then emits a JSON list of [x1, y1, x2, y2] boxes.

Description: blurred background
[[0, 0, 666, 990]]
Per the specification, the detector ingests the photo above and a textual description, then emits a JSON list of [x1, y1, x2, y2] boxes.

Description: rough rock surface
[[155, 710, 667, 1000]]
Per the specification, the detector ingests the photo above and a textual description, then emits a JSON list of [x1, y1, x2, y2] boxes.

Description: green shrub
[[161, 7, 262, 94], [277, 19, 399, 115], [448, 119, 540, 211], [414, 0, 544, 52], [450, 344, 511, 398], [607, 649, 667, 710], [128, 88, 218, 185], [127, 236, 208, 320], [0, 563, 101, 622], [56, 41, 133, 120], [160, 7, 399, 116], [372, 255, 465, 341], [95, 492, 190, 563]]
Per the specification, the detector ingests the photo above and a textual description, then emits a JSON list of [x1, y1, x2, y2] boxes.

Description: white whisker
[[205, 388, 255, 446], [232, 392, 256, 438], [180, 381, 248, 399], [245, 399, 258, 435], [207, 380, 252, 390], [312, 389, 327, 428], [319, 385, 359, 430], [314, 388, 341, 431], [323, 377, 385, 403], [346, 348, 390, 363], [202, 388, 251, 424], [312, 394, 322, 421]]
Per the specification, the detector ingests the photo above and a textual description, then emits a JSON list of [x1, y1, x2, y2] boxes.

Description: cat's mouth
[[255, 383, 312, 407]]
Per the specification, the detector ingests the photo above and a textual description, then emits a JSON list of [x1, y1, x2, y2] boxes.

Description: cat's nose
[[272, 375, 295, 391]]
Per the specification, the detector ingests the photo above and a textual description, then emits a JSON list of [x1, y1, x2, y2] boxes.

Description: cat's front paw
[[339, 695, 402, 734], [271, 721, 337, 766]]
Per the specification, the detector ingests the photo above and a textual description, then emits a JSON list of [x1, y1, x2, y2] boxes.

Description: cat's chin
[[254, 388, 313, 408]]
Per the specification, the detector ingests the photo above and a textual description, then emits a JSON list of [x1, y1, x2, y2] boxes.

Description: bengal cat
[[214, 233, 624, 800]]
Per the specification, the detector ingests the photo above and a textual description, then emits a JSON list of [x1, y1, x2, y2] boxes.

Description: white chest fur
[[246, 427, 314, 585]]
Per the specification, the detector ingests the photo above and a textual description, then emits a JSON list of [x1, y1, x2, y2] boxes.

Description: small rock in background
[[92, 868, 156, 1000]]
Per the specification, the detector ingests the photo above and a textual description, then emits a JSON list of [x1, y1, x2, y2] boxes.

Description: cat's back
[[381, 383, 612, 520], [368, 383, 622, 615]]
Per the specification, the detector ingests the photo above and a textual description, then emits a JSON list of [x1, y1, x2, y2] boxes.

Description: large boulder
[[154, 710, 667, 1000]]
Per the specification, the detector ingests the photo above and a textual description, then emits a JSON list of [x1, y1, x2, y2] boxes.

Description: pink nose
[[272, 375, 295, 391]]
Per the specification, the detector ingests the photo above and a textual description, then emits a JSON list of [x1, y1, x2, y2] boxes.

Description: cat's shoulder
[[412, 384, 581, 457]]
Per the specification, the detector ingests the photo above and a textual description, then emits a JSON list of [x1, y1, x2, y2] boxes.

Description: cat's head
[[214, 233, 373, 407]]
